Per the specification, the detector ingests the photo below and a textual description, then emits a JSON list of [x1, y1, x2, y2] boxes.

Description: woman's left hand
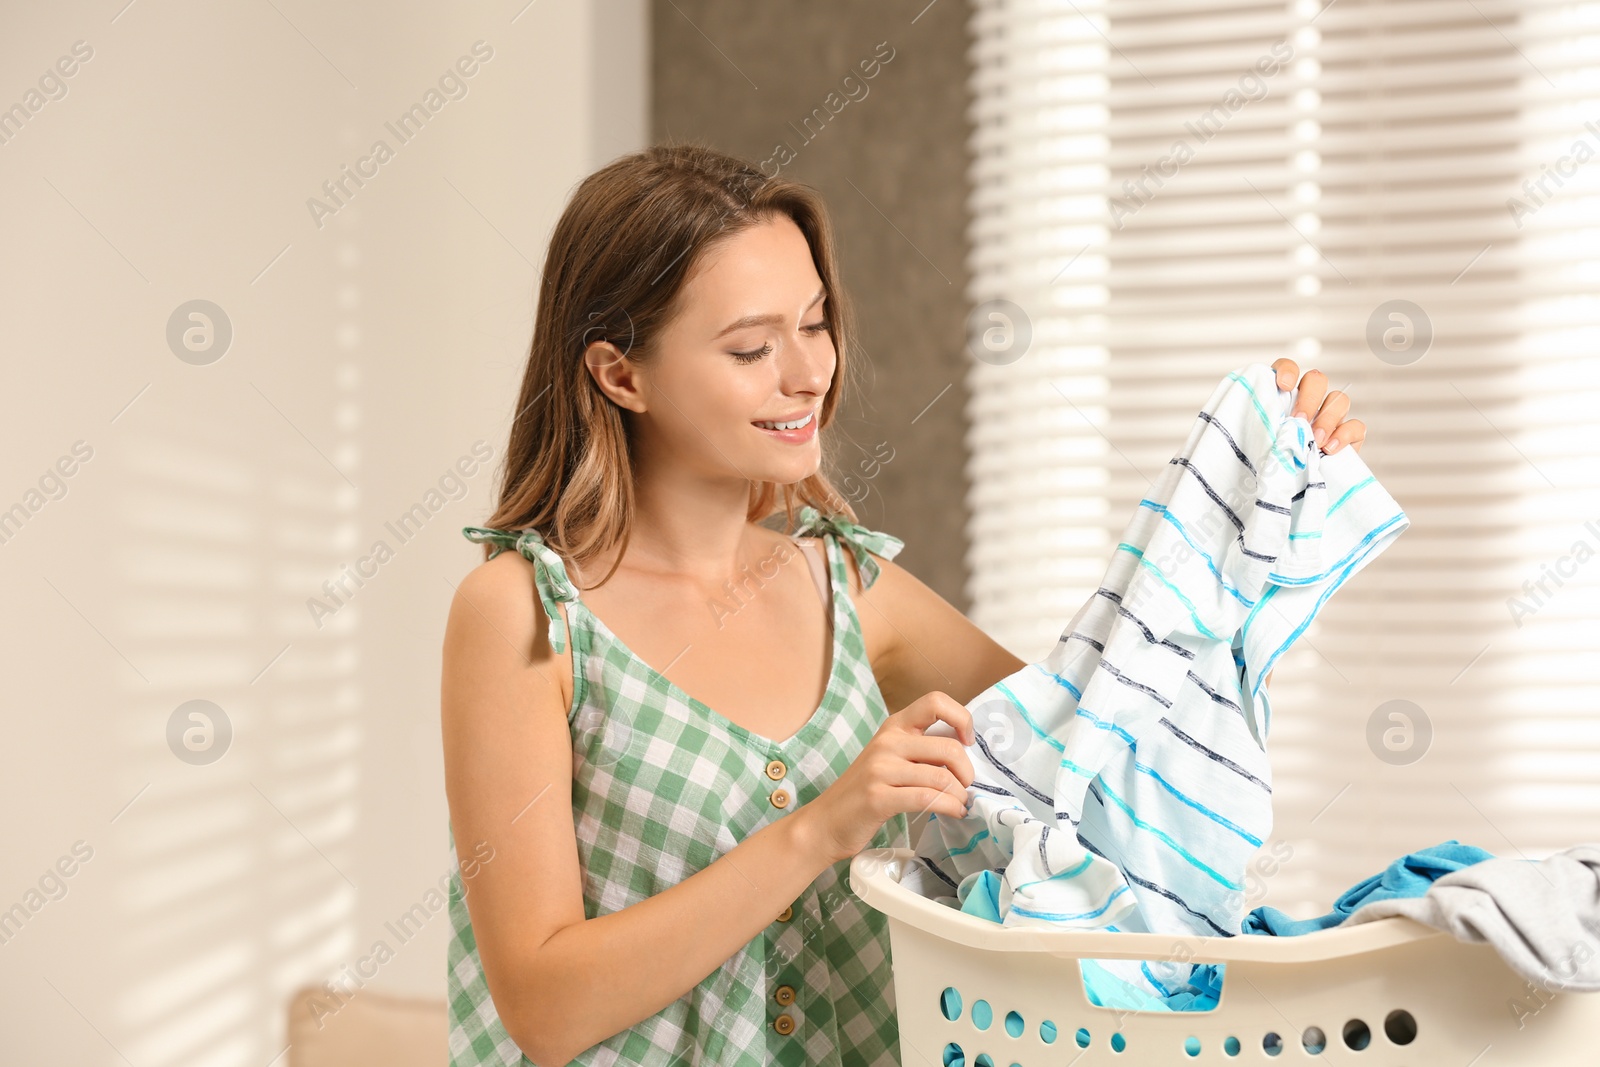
[[1270, 358, 1365, 455]]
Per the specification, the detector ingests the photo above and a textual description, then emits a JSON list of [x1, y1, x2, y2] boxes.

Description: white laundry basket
[[850, 847, 1600, 1065]]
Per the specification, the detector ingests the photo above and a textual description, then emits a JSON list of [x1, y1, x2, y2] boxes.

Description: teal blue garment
[[957, 869, 1004, 924], [1179, 840, 1497, 1007], [1079, 958, 1183, 1012], [1239, 839, 1495, 936], [953, 841, 1495, 1013], [1183, 840, 1495, 1007]]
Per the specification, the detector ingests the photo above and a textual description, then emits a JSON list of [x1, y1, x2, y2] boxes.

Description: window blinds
[[964, 0, 1600, 909]]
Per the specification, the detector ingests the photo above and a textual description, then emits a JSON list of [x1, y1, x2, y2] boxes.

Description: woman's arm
[[849, 553, 1026, 714], [441, 553, 840, 1066]]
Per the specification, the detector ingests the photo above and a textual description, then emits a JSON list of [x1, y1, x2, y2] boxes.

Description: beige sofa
[[287, 986, 448, 1067]]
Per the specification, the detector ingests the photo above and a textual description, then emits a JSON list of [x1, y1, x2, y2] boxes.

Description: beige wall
[[0, 1, 644, 1062], [2, 1, 964, 1059], [652, 0, 977, 608]]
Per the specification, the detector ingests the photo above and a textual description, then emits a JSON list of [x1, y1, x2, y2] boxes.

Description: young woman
[[439, 142, 1365, 1066]]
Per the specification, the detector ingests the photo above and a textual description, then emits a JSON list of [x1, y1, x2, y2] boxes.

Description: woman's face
[[599, 212, 837, 488]]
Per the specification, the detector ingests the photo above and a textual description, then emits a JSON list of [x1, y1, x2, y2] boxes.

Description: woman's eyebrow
[[712, 286, 826, 339]]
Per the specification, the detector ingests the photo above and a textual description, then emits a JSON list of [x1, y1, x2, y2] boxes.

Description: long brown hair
[[479, 141, 862, 586]]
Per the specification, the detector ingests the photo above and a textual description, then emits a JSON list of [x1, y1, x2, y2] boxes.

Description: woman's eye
[[731, 323, 827, 363]]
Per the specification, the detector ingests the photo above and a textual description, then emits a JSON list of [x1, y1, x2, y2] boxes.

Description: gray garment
[[1341, 844, 1600, 993]]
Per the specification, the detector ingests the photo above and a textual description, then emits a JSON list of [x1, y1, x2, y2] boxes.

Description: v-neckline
[[572, 536, 844, 749]]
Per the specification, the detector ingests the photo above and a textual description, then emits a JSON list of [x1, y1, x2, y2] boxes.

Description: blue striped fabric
[[899, 363, 1408, 1003]]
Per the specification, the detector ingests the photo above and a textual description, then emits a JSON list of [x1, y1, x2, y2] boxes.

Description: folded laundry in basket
[[1182, 841, 1600, 1006], [1335, 842, 1600, 994], [1239, 839, 1496, 936], [1172, 840, 1499, 1011], [897, 362, 1409, 1007]]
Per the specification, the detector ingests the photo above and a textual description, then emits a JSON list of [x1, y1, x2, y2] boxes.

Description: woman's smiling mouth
[[753, 410, 818, 441]]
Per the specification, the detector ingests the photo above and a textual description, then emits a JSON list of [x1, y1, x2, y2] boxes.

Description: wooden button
[[765, 758, 787, 780], [770, 788, 790, 809], [775, 984, 796, 1006], [773, 1013, 795, 1036], [777, 905, 793, 922]]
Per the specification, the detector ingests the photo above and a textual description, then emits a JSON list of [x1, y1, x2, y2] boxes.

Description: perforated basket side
[[850, 847, 1600, 1065]]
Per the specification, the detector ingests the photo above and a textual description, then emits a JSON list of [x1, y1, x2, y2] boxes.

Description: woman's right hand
[[804, 691, 977, 865]]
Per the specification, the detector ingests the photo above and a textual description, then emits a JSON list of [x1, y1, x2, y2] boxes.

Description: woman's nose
[[783, 330, 833, 393]]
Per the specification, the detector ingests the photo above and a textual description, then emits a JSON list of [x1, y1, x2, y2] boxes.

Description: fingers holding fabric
[[1326, 416, 1365, 454], [895, 731, 976, 790], [1269, 360, 1364, 456], [886, 758, 970, 806], [896, 690, 975, 745], [1270, 358, 1299, 391], [1289, 368, 1329, 425], [1309, 389, 1350, 450]]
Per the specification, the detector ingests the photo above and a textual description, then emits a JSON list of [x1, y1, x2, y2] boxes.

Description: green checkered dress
[[447, 506, 912, 1066]]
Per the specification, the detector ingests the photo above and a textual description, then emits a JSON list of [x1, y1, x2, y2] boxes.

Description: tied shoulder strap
[[793, 505, 905, 590], [461, 525, 581, 654]]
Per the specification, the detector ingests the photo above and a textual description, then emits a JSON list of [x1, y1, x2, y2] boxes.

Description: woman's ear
[[583, 339, 647, 413]]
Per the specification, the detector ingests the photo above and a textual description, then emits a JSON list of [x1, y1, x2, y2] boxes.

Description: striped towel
[[899, 363, 1408, 1002]]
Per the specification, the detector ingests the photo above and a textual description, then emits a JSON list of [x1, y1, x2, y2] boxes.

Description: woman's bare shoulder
[[452, 550, 540, 633], [445, 550, 573, 707]]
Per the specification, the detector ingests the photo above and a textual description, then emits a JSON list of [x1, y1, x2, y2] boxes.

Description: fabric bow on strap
[[793, 505, 905, 590], [460, 525, 581, 653]]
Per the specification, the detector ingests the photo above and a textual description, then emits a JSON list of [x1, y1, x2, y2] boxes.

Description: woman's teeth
[[755, 412, 814, 431]]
